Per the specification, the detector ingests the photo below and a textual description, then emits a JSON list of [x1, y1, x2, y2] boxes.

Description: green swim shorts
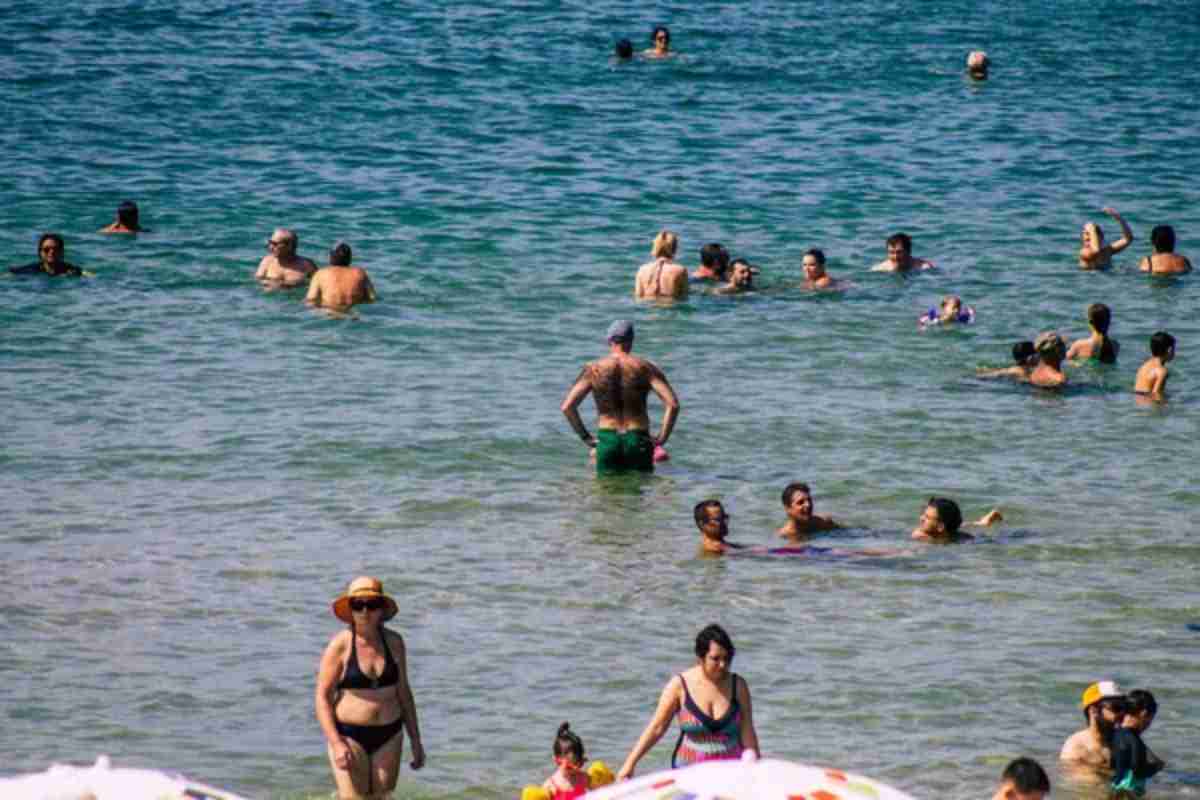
[[595, 429, 654, 475]]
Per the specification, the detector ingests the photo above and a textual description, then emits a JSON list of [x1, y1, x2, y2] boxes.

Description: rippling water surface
[[2, 2, 1199, 798]]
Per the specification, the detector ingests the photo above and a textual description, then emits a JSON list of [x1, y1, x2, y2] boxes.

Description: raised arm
[[1105, 208, 1134, 254], [560, 366, 597, 448], [648, 365, 680, 447], [737, 675, 759, 756], [390, 632, 425, 769], [618, 676, 682, 780]]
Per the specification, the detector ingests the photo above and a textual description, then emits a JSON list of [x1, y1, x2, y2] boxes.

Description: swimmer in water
[[967, 51, 990, 80], [911, 497, 1002, 543], [9, 233, 85, 277], [801, 248, 845, 290], [1134, 331, 1175, 400], [635, 230, 689, 300], [777, 482, 840, 538], [645, 26, 671, 58], [256, 228, 318, 288], [99, 200, 144, 234], [1029, 332, 1068, 387], [614, 39, 634, 60], [1140, 224, 1192, 274], [714, 259, 758, 295], [872, 232, 934, 272], [919, 294, 974, 327], [691, 242, 730, 283], [1066, 303, 1119, 363], [978, 340, 1037, 380], [1079, 207, 1133, 270], [1061, 681, 1127, 775], [991, 758, 1050, 800], [306, 241, 377, 312], [541, 723, 590, 800], [694, 499, 752, 554]]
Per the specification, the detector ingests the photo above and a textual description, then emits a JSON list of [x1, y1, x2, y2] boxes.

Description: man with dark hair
[[911, 497, 1001, 542], [992, 757, 1050, 800], [10, 233, 85, 276], [561, 320, 680, 475], [777, 482, 839, 538], [255, 227, 317, 287], [692, 242, 729, 282], [1062, 680, 1127, 770], [100, 200, 144, 234], [694, 499, 747, 554], [1141, 225, 1192, 274], [1111, 689, 1164, 796], [1134, 331, 1175, 400], [873, 232, 934, 272], [305, 241, 376, 311]]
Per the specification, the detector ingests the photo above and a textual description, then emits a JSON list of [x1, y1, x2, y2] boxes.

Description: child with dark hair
[[1111, 690, 1165, 796], [542, 722, 589, 800]]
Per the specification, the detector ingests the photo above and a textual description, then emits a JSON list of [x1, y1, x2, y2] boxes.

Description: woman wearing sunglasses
[[316, 576, 425, 798]]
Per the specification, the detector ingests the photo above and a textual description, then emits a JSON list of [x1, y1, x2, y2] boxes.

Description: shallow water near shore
[[2, 1, 1199, 798]]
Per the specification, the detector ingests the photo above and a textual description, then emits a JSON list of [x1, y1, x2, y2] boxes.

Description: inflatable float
[[0, 755, 253, 800]]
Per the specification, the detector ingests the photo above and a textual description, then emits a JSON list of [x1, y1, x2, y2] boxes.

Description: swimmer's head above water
[[1151, 224, 1176, 253], [699, 242, 730, 278], [915, 497, 963, 540], [1012, 340, 1036, 366], [651, 229, 678, 260], [37, 232, 65, 266], [967, 51, 990, 80], [1150, 331, 1175, 360], [650, 26, 670, 55], [1087, 302, 1111, 335], [615, 39, 633, 59], [116, 200, 139, 228], [329, 241, 352, 266], [1081, 222, 1104, 250], [694, 498, 730, 550], [267, 228, 298, 258], [992, 757, 1049, 800], [802, 248, 826, 280], [1034, 331, 1067, 366], [728, 258, 757, 289]]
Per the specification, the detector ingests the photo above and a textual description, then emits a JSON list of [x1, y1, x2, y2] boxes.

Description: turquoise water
[[2, 2, 1199, 798]]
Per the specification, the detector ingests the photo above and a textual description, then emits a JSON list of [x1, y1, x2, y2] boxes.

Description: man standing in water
[[99, 200, 144, 234], [306, 242, 377, 311], [255, 227, 317, 287], [1061, 680, 1127, 771], [561, 320, 680, 475], [872, 232, 934, 272]]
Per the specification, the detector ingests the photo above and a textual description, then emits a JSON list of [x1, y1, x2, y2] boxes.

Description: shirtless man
[[9, 233, 85, 277], [99, 200, 144, 234], [695, 499, 746, 554], [992, 758, 1050, 800], [1079, 207, 1133, 269], [560, 320, 680, 475], [777, 482, 839, 538], [1140, 225, 1192, 274], [635, 230, 689, 300], [306, 242, 377, 311], [255, 228, 317, 287], [872, 232, 934, 272], [1061, 681, 1126, 773], [691, 242, 729, 282], [1134, 331, 1175, 400], [801, 248, 843, 290], [1029, 332, 1068, 387], [714, 259, 757, 295], [1066, 303, 1119, 363]]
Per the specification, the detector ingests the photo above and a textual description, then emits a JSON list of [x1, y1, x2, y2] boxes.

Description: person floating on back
[[1067, 303, 1119, 363], [1134, 331, 1175, 400], [9, 233, 85, 277], [992, 757, 1050, 800], [777, 482, 840, 538], [1111, 689, 1165, 797], [873, 232, 934, 272], [306, 242, 377, 312], [1079, 207, 1133, 269], [99, 200, 144, 234], [1140, 224, 1192, 274], [1029, 332, 1068, 387]]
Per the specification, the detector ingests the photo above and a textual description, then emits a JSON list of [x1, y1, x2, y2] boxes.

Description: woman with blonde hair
[[1079, 207, 1133, 269], [635, 230, 689, 299]]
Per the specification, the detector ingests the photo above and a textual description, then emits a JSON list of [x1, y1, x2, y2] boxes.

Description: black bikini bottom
[[337, 717, 405, 756]]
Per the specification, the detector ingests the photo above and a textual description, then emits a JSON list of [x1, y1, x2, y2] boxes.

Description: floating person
[[306, 241, 377, 312], [777, 482, 840, 538], [918, 294, 975, 328], [560, 320, 681, 476], [978, 341, 1037, 380], [1111, 689, 1165, 796], [713, 258, 758, 295], [691, 242, 730, 283], [1029, 332, 1068, 387], [315, 577, 425, 800], [99, 200, 144, 234], [1061, 681, 1127, 772], [9, 233, 86, 277], [255, 227, 317, 287], [992, 757, 1050, 800], [645, 26, 672, 58], [617, 623, 758, 779], [911, 497, 1002, 543], [614, 39, 634, 60], [872, 232, 934, 272], [800, 248, 846, 290], [635, 229, 689, 300], [967, 51, 990, 80], [1079, 207, 1133, 270], [1066, 303, 1119, 363], [1140, 224, 1192, 274], [1134, 331, 1175, 400]]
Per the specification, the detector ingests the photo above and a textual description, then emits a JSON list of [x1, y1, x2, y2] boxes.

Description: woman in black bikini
[[316, 576, 425, 798]]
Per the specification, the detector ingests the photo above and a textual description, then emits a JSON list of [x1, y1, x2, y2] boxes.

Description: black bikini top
[[338, 627, 399, 690]]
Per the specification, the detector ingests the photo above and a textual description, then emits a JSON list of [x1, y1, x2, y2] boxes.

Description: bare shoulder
[[325, 628, 352, 654], [1060, 729, 1088, 759], [382, 627, 407, 652], [871, 261, 893, 272]]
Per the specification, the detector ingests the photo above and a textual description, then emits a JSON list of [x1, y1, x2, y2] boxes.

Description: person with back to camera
[[1134, 331, 1175, 400], [911, 497, 1002, 543], [691, 242, 729, 282], [992, 757, 1050, 800], [99, 200, 144, 234], [967, 51, 990, 80], [646, 26, 671, 58], [1111, 689, 1165, 796], [9, 233, 85, 277], [777, 482, 840, 538], [617, 623, 758, 780], [1062, 680, 1126, 773], [635, 230, 689, 300], [315, 576, 425, 800], [1029, 332, 1068, 387], [1079, 207, 1133, 269], [978, 341, 1037, 380], [306, 241, 377, 311], [872, 232, 934, 272], [1066, 303, 1119, 363], [256, 227, 317, 287], [1140, 224, 1192, 274]]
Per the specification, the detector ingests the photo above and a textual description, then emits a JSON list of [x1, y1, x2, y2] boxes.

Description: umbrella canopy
[[0, 755, 253, 800]]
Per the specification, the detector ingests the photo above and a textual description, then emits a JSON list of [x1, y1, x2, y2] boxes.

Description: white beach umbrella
[[0, 755, 253, 800]]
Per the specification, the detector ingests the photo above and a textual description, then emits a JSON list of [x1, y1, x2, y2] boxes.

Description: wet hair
[[553, 722, 585, 763], [1087, 303, 1111, 335], [1001, 758, 1050, 795], [700, 242, 729, 272], [1150, 225, 1176, 253], [116, 200, 139, 226], [615, 39, 633, 59], [803, 248, 826, 266], [651, 26, 670, 46], [694, 623, 735, 661], [927, 497, 962, 533], [1012, 341, 1036, 365], [330, 241, 353, 266], [886, 233, 912, 254], [38, 232, 65, 256], [729, 258, 753, 280], [1126, 689, 1157, 717], [693, 498, 724, 528], [781, 482, 812, 508], [651, 230, 678, 259], [1150, 331, 1175, 358]]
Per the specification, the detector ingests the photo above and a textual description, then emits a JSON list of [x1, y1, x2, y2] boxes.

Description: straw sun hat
[[331, 576, 399, 624]]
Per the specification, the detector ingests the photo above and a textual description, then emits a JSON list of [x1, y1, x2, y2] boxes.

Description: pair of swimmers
[[1060, 681, 1164, 795], [614, 26, 673, 61], [1079, 208, 1192, 273]]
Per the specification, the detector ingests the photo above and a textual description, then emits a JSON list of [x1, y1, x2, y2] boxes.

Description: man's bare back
[[306, 266, 376, 310], [586, 353, 657, 432]]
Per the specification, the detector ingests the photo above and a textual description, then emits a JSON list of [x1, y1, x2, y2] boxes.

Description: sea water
[[1, 1, 1198, 798]]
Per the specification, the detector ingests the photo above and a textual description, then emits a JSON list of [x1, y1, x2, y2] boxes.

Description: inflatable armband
[[521, 786, 552, 800], [588, 761, 615, 788]]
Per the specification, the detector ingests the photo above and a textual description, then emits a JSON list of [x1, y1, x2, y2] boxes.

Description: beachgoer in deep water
[[99, 200, 144, 234], [1029, 332, 1068, 387], [918, 294, 974, 328], [691, 242, 730, 282], [801, 248, 844, 290], [316, 576, 425, 800], [777, 482, 840, 538], [872, 232, 934, 272], [1140, 224, 1192, 274], [306, 241, 377, 311], [9, 233, 85, 276], [967, 51, 990, 80], [978, 341, 1037, 380], [614, 39, 634, 60], [645, 26, 671, 58], [992, 757, 1050, 800], [713, 258, 757, 295], [911, 497, 1002, 543], [255, 227, 317, 287], [1111, 689, 1165, 796], [560, 320, 680, 475], [1134, 331, 1175, 400], [1061, 681, 1126, 773], [1079, 207, 1133, 269], [635, 230, 689, 299], [1067, 303, 1119, 363], [617, 624, 758, 780]]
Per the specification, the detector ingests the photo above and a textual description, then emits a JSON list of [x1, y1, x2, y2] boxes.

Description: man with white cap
[[1061, 680, 1127, 770], [560, 320, 680, 475]]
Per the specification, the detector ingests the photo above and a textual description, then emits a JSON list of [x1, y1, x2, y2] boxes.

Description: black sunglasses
[[350, 598, 384, 612]]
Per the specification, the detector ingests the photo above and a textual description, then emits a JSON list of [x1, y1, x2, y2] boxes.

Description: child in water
[[918, 295, 974, 328], [1111, 689, 1165, 796], [1067, 303, 1119, 363], [542, 723, 590, 800]]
